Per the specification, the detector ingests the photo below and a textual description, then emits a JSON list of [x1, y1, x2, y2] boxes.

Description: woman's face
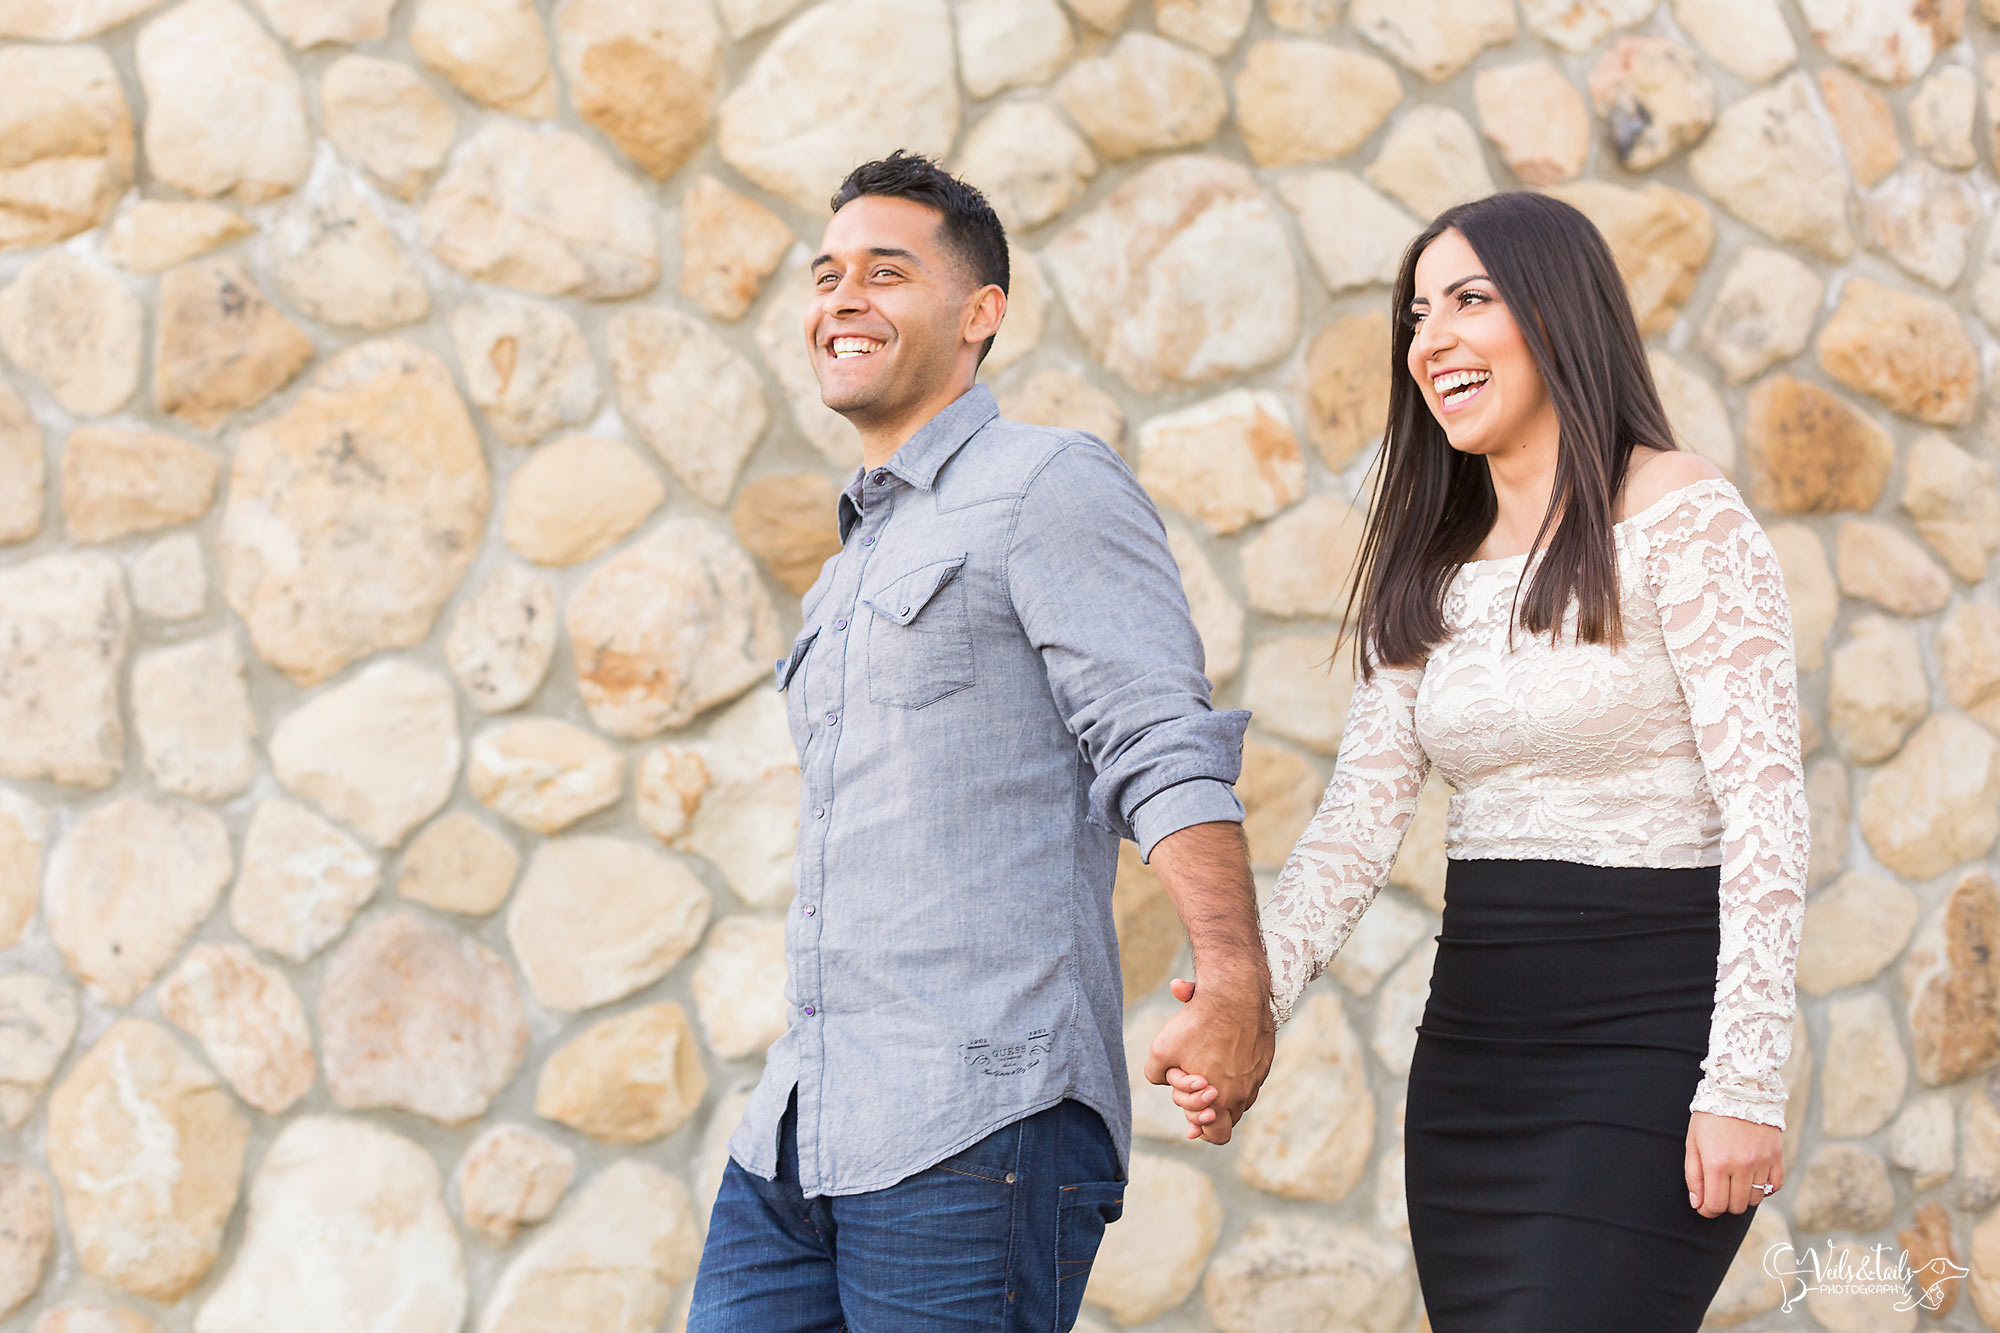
[[1405, 228, 1555, 459]]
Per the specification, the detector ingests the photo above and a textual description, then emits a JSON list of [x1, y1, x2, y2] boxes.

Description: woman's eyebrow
[[1442, 273, 1490, 296]]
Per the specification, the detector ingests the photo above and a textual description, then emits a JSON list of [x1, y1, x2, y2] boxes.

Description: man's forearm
[[1145, 821, 1269, 1000]]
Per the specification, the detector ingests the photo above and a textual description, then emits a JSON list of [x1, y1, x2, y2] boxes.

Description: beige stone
[[1241, 494, 1365, 619], [985, 246, 1050, 375], [1390, 773, 1451, 912], [0, 554, 128, 788], [1, 1174, 51, 1317], [732, 473, 842, 595], [1233, 40, 1402, 169], [1704, 1205, 1791, 1324], [1800, 871, 1919, 996], [0, 382, 40, 545], [556, 0, 722, 180], [251, 0, 395, 45], [102, 200, 251, 274], [1268, 0, 1339, 29], [1203, 1214, 1416, 1333], [1782, 1009, 1812, 1163], [159, 943, 316, 1116], [0, 253, 142, 417], [1328, 889, 1429, 996], [1235, 991, 1374, 1202], [1281, 170, 1420, 296], [46, 797, 229, 1005], [1243, 634, 1354, 756], [470, 718, 624, 835], [422, 121, 659, 299], [1827, 615, 1929, 764], [1588, 37, 1713, 172], [1303, 313, 1390, 473], [319, 912, 528, 1124], [0, 786, 42, 950], [269, 659, 462, 848], [271, 176, 429, 330], [1866, 162, 1980, 289], [35, 1307, 161, 1333], [1689, 75, 1852, 260], [1765, 523, 1834, 673], [1052, 33, 1225, 164], [1904, 434, 2000, 580], [1896, 1202, 1961, 1317], [1062, 0, 1133, 25], [1742, 376, 1892, 515], [0, 0, 164, 39], [130, 629, 256, 801], [231, 797, 380, 962], [1821, 992, 1908, 1137], [0, 44, 132, 253], [1155, 0, 1249, 55], [193, 1115, 467, 1333], [957, 0, 1072, 97], [637, 690, 800, 907], [716, 0, 959, 211], [137, 0, 309, 201], [1673, 0, 1793, 83], [1136, 391, 1305, 535], [411, 0, 554, 117], [1475, 61, 1590, 184], [62, 428, 218, 544], [1942, 598, 2000, 734], [322, 56, 457, 202], [609, 307, 768, 508], [679, 175, 793, 322], [692, 915, 788, 1059], [954, 101, 1097, 235], [997, 366, 1126, 452], [1083, 1152, 1220, 1324], [717, 0, 810, 35], [153, 256, 314, 429], [222, 341, 487, 683], [1805, 757, 1849, 888], [1370, 936, 1433, 1075], [567, 517, 784, 737], [1798, 0, 1958, 86], [1965, 1083, 2000, 1210], [1544, 181, 1711, 334], [1165, 522, 1244, 688], [1912, 64, 1978, 169], [129, 533, 206, 622], [1818, 277, 1979, 426], [1696, 247, 1824, 386], [1819, 67, 1901, 191], [1349, 0, 1516, 82], [0, 971, 74, 1128], [502, 434, 664, 567], [1890, 1094, 1955, 1189], [1791, 1144, 1894, 1232], [1904, 872, 2000, 1086], [1521, 0, 1652, 50], [535, 1002, 708, 1142], [1113, 842, 1182, 1001], [754, 254, 862, 467], [444, 562, 560, 713], [1837, 519, 1952, 617], [397, 814, 519, 916], [448, 293, 598, 448], [1239, 737, 1320, 870], [1366, 106, 1493, 222], [453, 1123, 574, 1246], [1862, 716, 2000, 880], [510, 836, 710, 1011], [47, 1019, 248, 1302], [1647, 349, 1734, 472]]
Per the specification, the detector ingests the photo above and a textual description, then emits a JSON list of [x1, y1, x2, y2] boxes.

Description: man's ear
[[965, 283, 1006, 348]]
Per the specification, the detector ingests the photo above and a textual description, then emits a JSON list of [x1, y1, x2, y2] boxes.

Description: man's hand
[[1145, 975, 1272, 1144]]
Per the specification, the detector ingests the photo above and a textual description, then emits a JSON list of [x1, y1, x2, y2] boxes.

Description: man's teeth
[[1437, 370, 1490, 403], [831, 337, 882, 359]]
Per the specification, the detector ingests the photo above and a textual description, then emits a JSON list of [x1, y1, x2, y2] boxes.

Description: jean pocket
[[1055, 1178, 1124, 1319], [861, 555, 974, 709]]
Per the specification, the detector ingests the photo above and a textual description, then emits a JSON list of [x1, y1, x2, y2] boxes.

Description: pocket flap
[[774, 627, 819, 691], [862, 556, 967, 627]]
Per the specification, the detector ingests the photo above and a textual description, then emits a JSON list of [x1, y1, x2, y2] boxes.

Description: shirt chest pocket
[[775, 626, 819, 752], [861, 555, 974, 709]]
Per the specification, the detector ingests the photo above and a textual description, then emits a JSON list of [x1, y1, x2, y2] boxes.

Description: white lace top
[[1263, 478, 1809, 1128]]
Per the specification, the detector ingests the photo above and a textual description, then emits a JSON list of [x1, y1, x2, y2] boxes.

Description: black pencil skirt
[[1405, 858, 1758, 1331]]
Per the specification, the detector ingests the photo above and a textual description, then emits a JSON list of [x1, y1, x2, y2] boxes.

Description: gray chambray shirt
[[728, 385, 1250, 1198]]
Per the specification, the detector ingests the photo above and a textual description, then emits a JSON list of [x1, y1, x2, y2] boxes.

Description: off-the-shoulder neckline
[[1456, 475, 1739, 571]]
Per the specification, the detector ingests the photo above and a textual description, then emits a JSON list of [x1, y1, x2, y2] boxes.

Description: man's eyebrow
[[810, 247, 925, 270]]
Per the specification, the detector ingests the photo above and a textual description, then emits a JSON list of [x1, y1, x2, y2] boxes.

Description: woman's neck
[[1476, 425, 1563, 561]]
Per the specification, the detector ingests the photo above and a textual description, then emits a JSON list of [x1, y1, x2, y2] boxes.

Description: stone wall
[[0, 0, 1995, 1328]]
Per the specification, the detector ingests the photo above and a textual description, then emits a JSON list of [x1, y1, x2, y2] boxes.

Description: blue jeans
[[688, 1093, 1124, 1332]]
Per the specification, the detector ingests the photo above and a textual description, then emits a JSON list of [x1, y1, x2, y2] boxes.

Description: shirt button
[[899, 605, 911, 616], [813, 806, 826, 819], [1004, 1172, 1017, 1185], [872, 470, 888, 485], [826, 713, 838, 726], [862, 536, 874, 546], [835, 618, 847, 630], [803, 1005, 816, 1016], [804, 904, 816, 916]]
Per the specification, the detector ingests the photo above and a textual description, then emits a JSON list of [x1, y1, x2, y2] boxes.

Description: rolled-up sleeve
[[1004, 437, 1249, 861]]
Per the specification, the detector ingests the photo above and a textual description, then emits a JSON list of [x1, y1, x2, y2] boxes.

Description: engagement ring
[[1755, 1183, 1776, 1196]]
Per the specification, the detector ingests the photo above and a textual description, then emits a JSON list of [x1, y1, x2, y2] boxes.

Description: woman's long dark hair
[[1341, 191, 1681, 679]]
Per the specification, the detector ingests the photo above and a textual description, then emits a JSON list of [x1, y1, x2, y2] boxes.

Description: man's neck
[[854, 375, 979, 470]]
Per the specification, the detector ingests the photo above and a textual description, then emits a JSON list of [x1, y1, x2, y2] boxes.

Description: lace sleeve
[[1262, 657, 1430, 1028], [1638, 481, 1809, 1129]]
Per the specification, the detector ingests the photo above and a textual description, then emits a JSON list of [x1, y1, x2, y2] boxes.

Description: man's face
[[806, 196, 980, 423]]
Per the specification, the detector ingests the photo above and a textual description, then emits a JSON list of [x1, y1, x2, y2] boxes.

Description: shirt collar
[[837, 385, 999, 540]]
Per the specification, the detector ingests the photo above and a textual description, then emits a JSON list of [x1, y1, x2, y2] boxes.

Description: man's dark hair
[[830, 151, 1010, 364]]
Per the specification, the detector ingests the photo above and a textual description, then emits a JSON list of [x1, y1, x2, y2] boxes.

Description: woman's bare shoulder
[[1617, 447, 1726, 521]]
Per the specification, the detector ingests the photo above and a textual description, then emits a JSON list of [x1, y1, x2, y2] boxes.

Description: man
[[688, 152, 1273, 1332]]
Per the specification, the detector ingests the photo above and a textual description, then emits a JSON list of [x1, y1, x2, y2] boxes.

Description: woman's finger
[[1684, 1130, 1703, 1212]]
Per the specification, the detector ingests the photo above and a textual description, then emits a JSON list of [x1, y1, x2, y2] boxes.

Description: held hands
[[1685, 1110, 1784, 1216], [1145, 975, 1273, 1145]]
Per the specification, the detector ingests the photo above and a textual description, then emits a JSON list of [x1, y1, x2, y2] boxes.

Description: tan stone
[[130, 533, 206, 622], [0, 971, 74, 1128], [422, 122, 659, 299], [0, 0, 165, 39], [222, 341, 487, 683], [0, 787, 42, 950], [1647, 349, 1734, 472], [0, 252, 142, 417], [1203, 1214, 1417, 1333], [1782, 1009, 1812, 1164], [1912, 64, 1978, 169], [556, 0, 722, 180], [679, 175, 793, 322], [1828, 615, 1929, 763], [1235, 991, 1374, 1202], [159, 943, 316, 1116], [411, 0, 554, 117], [1898, 1202, 1960, 1316], [637, 690, 799, 907], [1890, 1094, 1955, 1189], [1904, 435, 1998, 580], [1942, 598, 2000, 734], [1302, 316, 1390, 476], [1268, 0, 1339, 29], [1390, 773, 1449, 913], [453, 1123, 574, 1245], [0, 554, 128, 788], [1475, 61, 1589, 184], [447, 294, 597, 448], [35, 1307, 161, 1333], [1820, 278, 1979, 426], [732, 474, 841, 595], [1083, 1152, 1220, 1324], [1742, 377, 1893, 515], [46, 797, 229, 1005], [137, 0, 309, 201], [1061, 0, 1133, 26], [754, 254, 862, 467], [1864, 718, 2000, 879], [269, 659, 462, 848], [1349, 0, 1516, 82], [251, 0, 395, 45], [0, 382, 40, 545], [609, 307, 769, 507], [1136, 391, 1305, 535], [1113, 842, 1181, 1002], [953, 101, 1096, 234], [715, 0, 959, 211], [1329, 890, 1430, 996], [1280, 170, 1421, 295], [1972, 1184, 2000, 1323], [985, 247, 1050, 375], [535, 1002, 708, 1143], [0, 44, 132, 253], [130, 629, 256, 801], [47, 1019, 248, 1302], [271, 176, 430, 330], [502, 434, 664, 567], [1241, 494, 1365, 619], [321, 55, 457, 202], [1673, 0, 1793, 83], [1165, 522, 1243, 688], [1904, 872, 2000, 1085], [1821, 992, 1908, 1137], [444, 562, 559, 713], [1544, 181, 1712, 333], [1696, 247, 1824, 386], [1239, 737, 1322, 870], [193, 1115, 467, 1333], [1700, 1193, 1790, 1325], [509, 836, 711, 1011], [567, 517, 784, 737], [1522, 0, 1652, 50], [1243, 634, 1355, 755], [1791, 1144, 1894, 1232], [1805, 757, 1849, 888], [1155, 0, 1249, 54], [997, 367, 1126, 453], [397, 814, 519, 916], [1232, 40, 1402, 168], [1052, 33, 1226, 163], [957, 0, 1073, 96], [1800, 871, 1919, 996], [230, 797, 380, 962], [102, 200, 251, 274], [62, 428, 218, 544], [1798, 0, 1958, 85], [1689, 75, 1852, 260], [1837, 519, 1952, 617], [1818, 67, 1901, 190], [1587, 36, 1713, 172], [154, 256, 313, 429], [692, 915, 788, 1059], [470, 719, 624, 835], [1366, 106, 1493, 222], [1866, 162, 1980, 289], [1967, 1085, 2000, 1211], [1, 1174, 52, 1318], [1370, 936, 1434, 1075], [1765, 523, 1834, 673]]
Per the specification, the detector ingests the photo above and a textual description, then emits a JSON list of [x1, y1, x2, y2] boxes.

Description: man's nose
[[827, 270, 869, 316]]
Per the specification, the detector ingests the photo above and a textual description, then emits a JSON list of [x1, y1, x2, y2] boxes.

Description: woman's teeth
[[1437, 370, 1490, 405]]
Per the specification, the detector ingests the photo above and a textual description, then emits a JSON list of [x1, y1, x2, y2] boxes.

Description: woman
[[1170, 192, 1806, 1329]]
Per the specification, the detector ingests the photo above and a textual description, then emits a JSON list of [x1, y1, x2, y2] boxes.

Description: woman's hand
[[1161, 977, 1228, 1140], [1685, 1110, 1783, 1217]]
